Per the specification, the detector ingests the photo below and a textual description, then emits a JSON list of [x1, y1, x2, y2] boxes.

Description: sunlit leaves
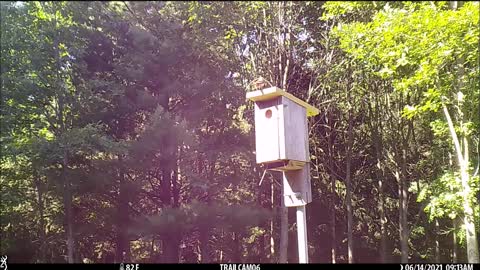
[[401, 105, 417, 119], [417, 171, 479, 222], [429, 119, 449, 138], [330, 1, 479, 110], [417, 171, 462, 221]]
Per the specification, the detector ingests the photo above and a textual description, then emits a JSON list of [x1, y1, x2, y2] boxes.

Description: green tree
[[329, 1, 479, 262]]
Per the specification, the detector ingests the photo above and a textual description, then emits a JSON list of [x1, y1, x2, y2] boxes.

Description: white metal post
[[296, 205, 308, 263]]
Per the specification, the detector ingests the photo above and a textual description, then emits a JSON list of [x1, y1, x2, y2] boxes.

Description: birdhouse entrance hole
[[265, 109, 273, 119]]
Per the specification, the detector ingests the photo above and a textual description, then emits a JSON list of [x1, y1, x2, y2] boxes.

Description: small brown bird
[[250, 76, 273, 90]]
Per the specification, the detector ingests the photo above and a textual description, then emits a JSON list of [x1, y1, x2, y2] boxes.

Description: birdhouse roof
[[246, 87, 320, 117]]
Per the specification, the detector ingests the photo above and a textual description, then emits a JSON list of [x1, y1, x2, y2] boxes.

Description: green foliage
[[417, 171, 461, 220], [331, 2, 479, 108], [328, 0, 479, 261]]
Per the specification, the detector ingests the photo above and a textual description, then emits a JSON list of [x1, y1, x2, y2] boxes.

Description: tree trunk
[[233, 231, 242, 262], [163, 234, 180, 263], [219, 229, 224, 262], [163, 161, 181, 263], [330, 177, 336, 264], [435, 219, 440, 263], [115, 156, 130, 263], [399, 151, 409, 263], [199, 159, 216, 263], [398, 118, 410, 263], [199, 226, 210, 263], [442, 104, 480, 263], [345, 110, 354, 263], [372, 118, 387, 263], [52, 4, 74, 262], [254, 180, 266, 263], [62, 153, 74, 263], [270, 177, 275, 262], [394, 165, 409, 264], [255, 187, 266, 263], [452, 219, 457, 263], [327, 111, 337, 264], [149, 237, 155, 262], [460, 140, 479, 263], [34, 170, 46, 262], [448, 0, 479, 263], [173, 147, 182, 208], [60, 79, 74, 264], [162, 166, 172, 207], [378, 176, 387, 263]]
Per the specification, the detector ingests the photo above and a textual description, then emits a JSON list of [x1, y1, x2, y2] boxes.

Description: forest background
[[1, 1, 479, 264]]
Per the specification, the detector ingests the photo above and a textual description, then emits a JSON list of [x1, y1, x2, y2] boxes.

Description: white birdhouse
[[246, 87, 319, 171], [247, 87, 317, 262]]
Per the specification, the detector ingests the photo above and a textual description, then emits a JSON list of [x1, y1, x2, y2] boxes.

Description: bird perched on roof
[[250, 76, 273, 90]]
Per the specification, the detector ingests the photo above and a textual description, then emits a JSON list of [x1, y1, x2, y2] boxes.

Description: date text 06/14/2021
[[401, 264, 475, 270], [220, 264, 260, 270]]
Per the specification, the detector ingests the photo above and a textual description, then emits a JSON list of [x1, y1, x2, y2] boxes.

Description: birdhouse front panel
[[254, 97, 282, 164]]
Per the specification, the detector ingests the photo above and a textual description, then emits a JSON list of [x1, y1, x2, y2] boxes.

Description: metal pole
[[296, 204, 308, 263]]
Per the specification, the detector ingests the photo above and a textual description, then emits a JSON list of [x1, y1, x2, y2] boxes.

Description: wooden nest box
[[246, 87, 319, 172]]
